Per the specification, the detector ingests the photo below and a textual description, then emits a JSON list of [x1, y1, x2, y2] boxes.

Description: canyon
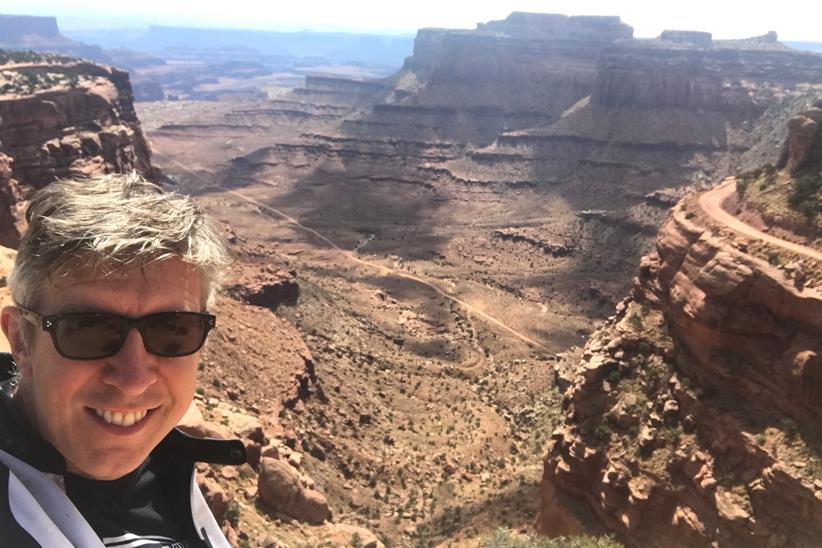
[[1, 9, 822, 547]]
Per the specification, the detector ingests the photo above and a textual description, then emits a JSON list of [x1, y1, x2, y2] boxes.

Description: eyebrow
[[47, 304, 112, 315]]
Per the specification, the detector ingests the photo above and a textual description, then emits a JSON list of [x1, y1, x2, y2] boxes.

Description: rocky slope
[[537, 114, 822, 545], [733, 100, 822, 245], [0, 53, 153, 246]]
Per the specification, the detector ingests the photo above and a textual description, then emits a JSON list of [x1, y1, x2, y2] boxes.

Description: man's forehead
[[38, 257, 201, 312], [50, 257, 194, 283]]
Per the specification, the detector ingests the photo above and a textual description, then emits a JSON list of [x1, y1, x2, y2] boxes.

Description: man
[[0, 173, 245, 547]]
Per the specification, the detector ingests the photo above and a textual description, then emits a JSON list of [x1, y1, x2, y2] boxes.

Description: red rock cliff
[[0, 57, 153, 246], [537, 193, 822, 546]]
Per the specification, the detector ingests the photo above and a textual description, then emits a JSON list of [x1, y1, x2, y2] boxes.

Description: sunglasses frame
[[16, 305, 216, 360]]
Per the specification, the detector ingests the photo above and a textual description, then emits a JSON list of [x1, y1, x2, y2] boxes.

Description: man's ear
[[1, 306, 32, 376]]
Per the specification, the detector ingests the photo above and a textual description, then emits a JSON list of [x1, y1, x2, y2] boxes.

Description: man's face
[[4, 258, 203, 480]]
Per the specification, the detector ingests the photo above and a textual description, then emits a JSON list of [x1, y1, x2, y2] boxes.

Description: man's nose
[[100, 328, 158, 396]]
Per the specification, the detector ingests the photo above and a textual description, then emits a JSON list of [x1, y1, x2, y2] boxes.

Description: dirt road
[[698, 178, 822, 262]]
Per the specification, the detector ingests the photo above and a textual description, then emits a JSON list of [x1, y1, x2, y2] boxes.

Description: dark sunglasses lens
[[142, 313, 209, 357], [54, 314, 124, 359]]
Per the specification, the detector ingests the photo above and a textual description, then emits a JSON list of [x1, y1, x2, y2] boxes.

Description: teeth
[[94, 408, 148, 427]]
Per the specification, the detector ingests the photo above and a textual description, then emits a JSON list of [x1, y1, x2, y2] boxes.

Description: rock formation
[[178, 396, 384, 546], [353, 13, 633, 145], [226, 12, 822, 212], [476, 13, 633, 41], [785, 100, 822, 174], [538, 192, 822, 546], [660, 30, 712, 48], [0, 55, 154, 246], [301, 11, 822, 215]]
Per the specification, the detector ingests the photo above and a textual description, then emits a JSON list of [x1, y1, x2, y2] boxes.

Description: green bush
[[225, 500, 240, 527], [737, 164, 776, 196], [594, 423, 612, 442], [0, 49, 73, 65], [788, 172, 822, 220], [781, 418, 800, 442]]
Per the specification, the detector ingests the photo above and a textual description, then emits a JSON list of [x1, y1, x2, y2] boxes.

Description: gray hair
[[8, 172, 230, 310]]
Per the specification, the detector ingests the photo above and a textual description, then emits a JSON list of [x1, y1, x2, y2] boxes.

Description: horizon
[[1, 1, 821, 41]]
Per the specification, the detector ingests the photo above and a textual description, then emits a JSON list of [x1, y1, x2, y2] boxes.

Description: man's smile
[[91, 407, 153, 428]]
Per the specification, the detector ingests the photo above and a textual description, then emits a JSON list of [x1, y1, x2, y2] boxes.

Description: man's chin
[[66, 451, 149, 480], [60, 406, 171, 479]]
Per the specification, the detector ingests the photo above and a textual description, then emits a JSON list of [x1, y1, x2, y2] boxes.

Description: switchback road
[[698, 177, 822, 262]]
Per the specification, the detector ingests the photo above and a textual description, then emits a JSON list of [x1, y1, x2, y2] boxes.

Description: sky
[[2, 0, 821, 41]]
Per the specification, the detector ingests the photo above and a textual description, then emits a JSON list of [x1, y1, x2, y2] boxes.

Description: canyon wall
[[346, 13, 634, 145], [334, 12, 822, 211], [0, 57, 154, 246]]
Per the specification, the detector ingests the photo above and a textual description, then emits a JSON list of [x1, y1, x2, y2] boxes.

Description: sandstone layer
[[321, 12, 822, 219]]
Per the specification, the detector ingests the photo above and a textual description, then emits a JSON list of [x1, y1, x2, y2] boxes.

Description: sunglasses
[[17, 306, 216, 360]]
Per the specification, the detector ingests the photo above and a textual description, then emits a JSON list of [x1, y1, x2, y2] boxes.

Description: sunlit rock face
[[0, 58, 153, 246], [785, 101, 822, 174]]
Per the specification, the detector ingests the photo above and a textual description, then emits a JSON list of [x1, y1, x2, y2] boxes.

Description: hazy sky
[[3, 0, 821, 40]]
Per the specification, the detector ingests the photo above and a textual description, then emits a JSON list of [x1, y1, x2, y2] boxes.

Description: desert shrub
[[736, 177, 749, 196], [0, 49, 73, 65], [788, 172, 822, 220], [627, 310, 643, 330], [482, 528, 623, 548], [737, 164, 776, 196], [594, 423, 612, 442], [739, 167, 763, 181], [781, 418, 800, 442], [225, 500, 240, 527], [661, 426, 683, 444], [767, 250, 781, 266]]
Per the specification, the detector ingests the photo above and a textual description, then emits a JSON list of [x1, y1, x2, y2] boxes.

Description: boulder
[[176, 401, 232, 439], [786, 106, 822, 173], [324, 523, 384, 548], [222, 409, 265, 443], [258, 457, 332, 524], [197, 476, 229, 524]]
